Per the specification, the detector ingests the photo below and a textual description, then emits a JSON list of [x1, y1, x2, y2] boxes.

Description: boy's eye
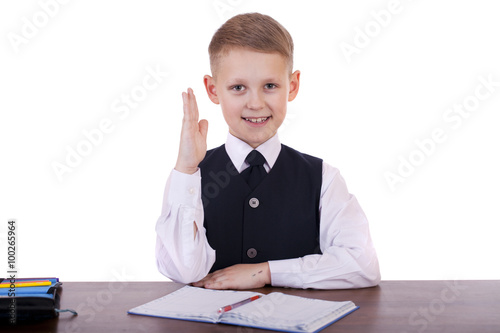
[[231, 85, 245, 91], [265, 83, 277, 89]]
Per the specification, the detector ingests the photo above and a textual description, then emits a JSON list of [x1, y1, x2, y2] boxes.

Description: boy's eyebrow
[[226, 78, 249, 85], [261, 77, 283, 83], [226, 77, 283, 85]]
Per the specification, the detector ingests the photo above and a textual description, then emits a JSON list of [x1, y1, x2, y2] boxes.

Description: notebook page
[[221, 292, 356, 332], [128, 286, 262, 323]]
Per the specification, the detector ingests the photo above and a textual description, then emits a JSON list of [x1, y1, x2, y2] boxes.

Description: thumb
[[198, 119, 209, 140]]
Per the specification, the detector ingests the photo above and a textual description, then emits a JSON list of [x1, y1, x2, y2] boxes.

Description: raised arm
[[155, 88, 215, 283]]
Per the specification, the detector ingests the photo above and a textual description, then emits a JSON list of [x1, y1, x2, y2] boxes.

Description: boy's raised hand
[[175, 88, 208, 174]]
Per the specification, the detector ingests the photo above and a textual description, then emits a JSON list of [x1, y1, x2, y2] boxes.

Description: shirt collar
[[225, 133, 281, 173]]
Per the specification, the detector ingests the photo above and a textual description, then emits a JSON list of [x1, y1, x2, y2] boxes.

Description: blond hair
[[208, 13, 294, 76]]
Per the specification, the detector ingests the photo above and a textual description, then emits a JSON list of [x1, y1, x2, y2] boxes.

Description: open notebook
[[128, 286, 358, 333]]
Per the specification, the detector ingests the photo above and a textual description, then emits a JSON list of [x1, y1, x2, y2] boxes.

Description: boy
[[155, 13, 380, 290]]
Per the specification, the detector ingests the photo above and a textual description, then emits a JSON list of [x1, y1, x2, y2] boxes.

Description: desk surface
[[4, 280, 500, 332]]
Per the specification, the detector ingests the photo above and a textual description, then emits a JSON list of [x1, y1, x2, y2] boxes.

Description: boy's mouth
[[242, 116, 270, 124]]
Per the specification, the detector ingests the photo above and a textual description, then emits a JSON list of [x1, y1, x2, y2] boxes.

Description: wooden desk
[[4, 281, 499, 332]]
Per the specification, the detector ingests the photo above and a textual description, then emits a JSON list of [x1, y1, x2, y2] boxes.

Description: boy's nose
[[246, 91, 265, 111]]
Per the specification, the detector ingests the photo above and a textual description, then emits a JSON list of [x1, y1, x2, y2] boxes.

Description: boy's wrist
[[174, 164, 199, 175], [259, 262, 271, 286]]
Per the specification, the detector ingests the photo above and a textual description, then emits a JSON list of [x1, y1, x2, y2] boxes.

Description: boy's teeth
[[245, 117, 268, 123]]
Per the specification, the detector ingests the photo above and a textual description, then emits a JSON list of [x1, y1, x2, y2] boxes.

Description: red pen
[[217, 295, 262, 314]]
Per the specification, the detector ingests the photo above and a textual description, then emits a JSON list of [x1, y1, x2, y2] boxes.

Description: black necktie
[[241, 150, 267, 190]]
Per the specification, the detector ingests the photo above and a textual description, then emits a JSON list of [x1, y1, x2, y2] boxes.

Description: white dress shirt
[[155, 133, 381, 289]]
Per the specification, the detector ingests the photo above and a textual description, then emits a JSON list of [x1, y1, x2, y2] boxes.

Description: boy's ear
[[204, 75, 219, 104], [288, 70, 301, 102]]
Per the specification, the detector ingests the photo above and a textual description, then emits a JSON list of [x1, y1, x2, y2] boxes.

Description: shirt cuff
[[167, 168, 202, 208], [268, 258, 303, 289]]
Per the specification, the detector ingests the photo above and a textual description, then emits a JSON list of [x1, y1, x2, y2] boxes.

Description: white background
[[1, 0, 499, 282]]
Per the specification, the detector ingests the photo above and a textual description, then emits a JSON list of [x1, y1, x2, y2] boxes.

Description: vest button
[[247, 248, 257, 258], [249, 198, 259, 208]]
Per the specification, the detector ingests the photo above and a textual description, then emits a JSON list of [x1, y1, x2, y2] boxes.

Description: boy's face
[[204, 48, 300, 148]]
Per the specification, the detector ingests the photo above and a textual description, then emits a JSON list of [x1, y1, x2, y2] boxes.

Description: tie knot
[[245, 150, 266, 167]]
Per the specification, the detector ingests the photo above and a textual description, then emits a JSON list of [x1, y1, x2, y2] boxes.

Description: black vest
[[199, 144, 323, 272]]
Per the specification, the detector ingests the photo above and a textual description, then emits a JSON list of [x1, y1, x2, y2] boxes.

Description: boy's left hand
[[192, 263, 270, 290]]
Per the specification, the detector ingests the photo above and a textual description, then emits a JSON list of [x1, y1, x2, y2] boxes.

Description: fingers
[[205, 280, 227, 290], [192, 271, 224, 289], [202, 276, 230, 290], [175, 87, 208, 175], [192, 273, 215, 288], [182, 88, 206, 136], [182, 88, 199, 122]]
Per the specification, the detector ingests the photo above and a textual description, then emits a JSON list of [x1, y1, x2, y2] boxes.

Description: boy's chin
[[237, 132, 276, 148]]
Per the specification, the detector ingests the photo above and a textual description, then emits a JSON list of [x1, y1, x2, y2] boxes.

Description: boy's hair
[[208, 13, 294, 77]]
